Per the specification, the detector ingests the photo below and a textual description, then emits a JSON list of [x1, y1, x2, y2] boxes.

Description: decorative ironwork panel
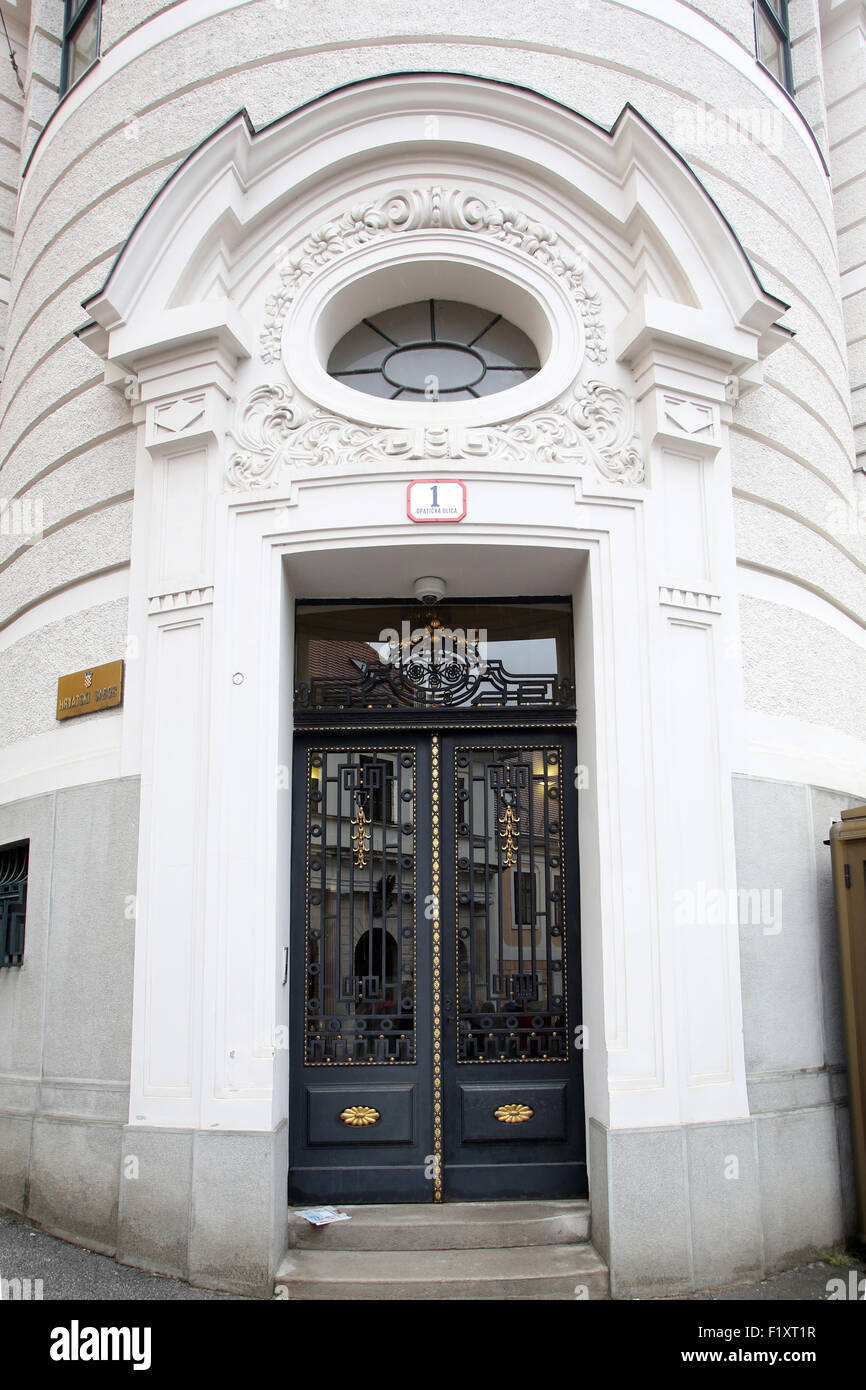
[[296, 614, 573, 711], [0, 841, 28, 968], [305, 748, 416, 1064], [453, 746, 567, 1063], [296, 658, 573, 712]]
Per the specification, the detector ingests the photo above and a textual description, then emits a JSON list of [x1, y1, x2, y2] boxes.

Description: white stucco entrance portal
[[73, 70, 791, 1286]]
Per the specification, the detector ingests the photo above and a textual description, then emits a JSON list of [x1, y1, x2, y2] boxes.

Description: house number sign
[[406, 479, 467, 523]]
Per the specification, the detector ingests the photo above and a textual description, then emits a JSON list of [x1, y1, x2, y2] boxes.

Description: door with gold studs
[[288, 730, 584, 1204], [440, 732, 585, 1200]]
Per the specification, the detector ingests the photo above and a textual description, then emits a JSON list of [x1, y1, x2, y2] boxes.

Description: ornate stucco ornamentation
[[225, 382, 423, 487], [260, 186, 606, 364], [491, 380, 644, 483], [227, 379, 644, 488]]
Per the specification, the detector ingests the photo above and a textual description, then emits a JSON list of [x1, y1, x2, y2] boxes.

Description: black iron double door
[[289, 727, 585, 1204]]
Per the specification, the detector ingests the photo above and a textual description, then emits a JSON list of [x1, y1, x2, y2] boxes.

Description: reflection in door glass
[[454, 746, 567, 1062], [305, 748, 416, 1064], [294, 601, 575, 711]]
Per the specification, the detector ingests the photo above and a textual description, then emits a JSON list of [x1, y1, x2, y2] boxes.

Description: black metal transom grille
[[0, 841, 28, 968], [296, 656, 574, 712]]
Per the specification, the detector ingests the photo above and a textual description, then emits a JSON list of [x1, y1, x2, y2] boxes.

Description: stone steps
[[277, 1242, 609, 1300], [277, 1200, 609, 1299], [288, 1199, 590, 1250]]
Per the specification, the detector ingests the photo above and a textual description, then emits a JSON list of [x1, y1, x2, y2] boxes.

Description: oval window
[[327, 299, 540, 401]]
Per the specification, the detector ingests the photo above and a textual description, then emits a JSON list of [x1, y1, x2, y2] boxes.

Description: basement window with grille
[[0, 841, 28, 968]]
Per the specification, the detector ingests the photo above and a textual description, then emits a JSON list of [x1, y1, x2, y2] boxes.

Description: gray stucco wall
[[0, 772, 286, 1297], [735, 775, 861, 1237], [0, 776, 138, 1248], [591, 775, 861, 1298]]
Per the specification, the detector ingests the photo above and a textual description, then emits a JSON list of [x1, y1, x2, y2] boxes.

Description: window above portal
[[294, 599, 575, 715], [327, 300, 541, 403], [280, 249, 571, 430]]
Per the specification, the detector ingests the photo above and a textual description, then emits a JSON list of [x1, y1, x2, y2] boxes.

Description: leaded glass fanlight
[[327, 299, 541, 401]]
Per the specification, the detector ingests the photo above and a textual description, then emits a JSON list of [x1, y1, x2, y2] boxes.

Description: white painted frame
[[78, 74, 791, 1170]]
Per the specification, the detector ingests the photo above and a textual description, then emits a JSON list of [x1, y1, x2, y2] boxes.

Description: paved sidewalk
[[1, 1209, 863, 1300], [0, 1210, 241, 1300], [674, 1258, 866, 1301]]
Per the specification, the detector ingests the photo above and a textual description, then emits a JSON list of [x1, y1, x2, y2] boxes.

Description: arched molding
[[76, 75, 789, 374], [76, 75, 790, 498]]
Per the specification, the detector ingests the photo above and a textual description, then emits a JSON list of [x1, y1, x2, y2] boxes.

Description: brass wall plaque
[[56, 661, 124, 721]]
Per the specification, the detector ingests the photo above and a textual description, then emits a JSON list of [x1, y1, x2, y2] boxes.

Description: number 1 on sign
[[406, 479, 467, 523]]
